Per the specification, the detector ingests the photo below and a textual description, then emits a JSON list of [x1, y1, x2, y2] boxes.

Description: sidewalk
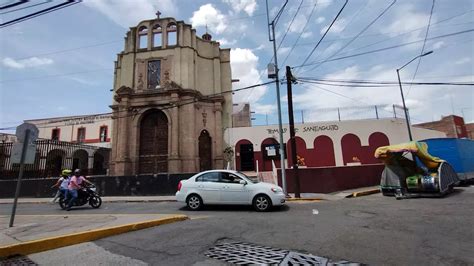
[[0, 186, 380, 205], [0, 213, 188, 258]]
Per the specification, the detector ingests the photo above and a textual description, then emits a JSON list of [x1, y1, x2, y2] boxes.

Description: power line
[[328, 9, 473, 58], [305, 0, 397, 73], [1, 0, 82, 28], [0, 68, 113, 83], [293, 28, 474, 68], [298, 0, 349, 70], [297, 77, 474, 86], [0, 81, 275, 130], [0, 0, 51, 15], [405, 0, 436, 98], [276, 0, 304, 53], [10, 40, 122, 61], [280, 0, 319, 67]]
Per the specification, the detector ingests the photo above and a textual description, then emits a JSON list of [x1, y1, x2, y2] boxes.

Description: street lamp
[[396, 50, 433, 141]]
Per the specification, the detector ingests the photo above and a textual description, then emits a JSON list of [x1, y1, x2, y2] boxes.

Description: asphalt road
[[3, 187, 473, 265]]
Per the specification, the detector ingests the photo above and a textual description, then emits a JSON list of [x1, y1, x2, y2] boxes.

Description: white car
[[176, 170, 286, 212]]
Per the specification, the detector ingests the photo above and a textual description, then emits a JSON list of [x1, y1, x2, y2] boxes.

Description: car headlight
[[271, 187, 283, 193]]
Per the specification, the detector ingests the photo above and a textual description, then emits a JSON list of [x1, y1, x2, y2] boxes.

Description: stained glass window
[[147, 60, 161, 89]]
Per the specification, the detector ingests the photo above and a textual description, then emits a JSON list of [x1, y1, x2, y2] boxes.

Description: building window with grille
[[147, 60, 161, 89], [51, 128, 60, 141], [99, 126, 108, 142], [77, 127, 86, 143], [152, 24, 162, 47], [138, 26, 148, 49], [167, 23, 177, 46]]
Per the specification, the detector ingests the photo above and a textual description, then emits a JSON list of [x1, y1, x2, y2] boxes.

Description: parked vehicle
[[375, 141, 459, 199], [422, 138, 474, 183], [175, 170, 286, 211], [59, 184, 102, 209]]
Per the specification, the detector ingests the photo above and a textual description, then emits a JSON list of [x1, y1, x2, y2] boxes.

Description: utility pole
[[286, 66, 301, 198], [266, 0, 288, 195]]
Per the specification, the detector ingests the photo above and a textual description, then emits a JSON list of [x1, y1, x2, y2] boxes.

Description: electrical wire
[[0, 68, 113, 83], [0, 0, 51, 15], [297, 0, 349, 70], [297, 77, 474, 86], [1, 0, 81, 28], [0, 81, 275, 130], [280, 0, 319, 67], [405, 0, 436, 98], [293, 28, 474, 68], [304, 0, 397, 73]]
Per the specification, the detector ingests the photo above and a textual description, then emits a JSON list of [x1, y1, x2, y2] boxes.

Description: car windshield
[[237, 172, 259, 184]]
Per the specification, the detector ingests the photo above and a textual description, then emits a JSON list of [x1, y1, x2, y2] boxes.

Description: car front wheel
[[253, 194, 272, 212], [186, 194, 203, 211]]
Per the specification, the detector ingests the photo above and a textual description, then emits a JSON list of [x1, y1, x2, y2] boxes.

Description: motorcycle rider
[[65, 169, 93, 211], [51, 169, 72, 203]]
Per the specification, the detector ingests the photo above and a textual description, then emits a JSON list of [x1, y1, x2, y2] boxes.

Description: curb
[[286, 198, 322, 202], [0, 215, 188, 258], [0, 199, 177, 205], [348, 188, 381, 198]]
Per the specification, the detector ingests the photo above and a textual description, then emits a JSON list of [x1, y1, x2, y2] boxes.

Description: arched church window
[[152, 24, 162, 47], [167, 23, 177, 46], [138, 26, 148, 49]]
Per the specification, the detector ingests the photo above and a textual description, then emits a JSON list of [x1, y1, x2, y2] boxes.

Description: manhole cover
[[1, 256, 38, 266], [205, 241, 361, 265]]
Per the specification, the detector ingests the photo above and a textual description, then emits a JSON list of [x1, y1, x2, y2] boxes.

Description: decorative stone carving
[[202, 112, 207, 127], [137, 73, 144, 90]]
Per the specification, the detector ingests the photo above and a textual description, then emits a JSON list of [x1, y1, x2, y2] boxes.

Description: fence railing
[[259, 104, 408, 125], [0, 139, 110, 180]]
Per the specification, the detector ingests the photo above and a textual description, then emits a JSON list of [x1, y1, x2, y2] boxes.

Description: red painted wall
[[277, 164, 384, 193], [308, 135, 336, 167], [341, 132, 389, 165]]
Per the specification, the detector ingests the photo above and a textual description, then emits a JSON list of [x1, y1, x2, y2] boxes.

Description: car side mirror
[[239, 180, 247, 185]]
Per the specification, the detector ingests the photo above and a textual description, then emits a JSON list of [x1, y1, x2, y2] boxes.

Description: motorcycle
[[58, 184, 102, 209]]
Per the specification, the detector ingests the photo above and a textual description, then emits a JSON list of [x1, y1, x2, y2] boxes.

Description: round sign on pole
[[15, 123, 39, 144]]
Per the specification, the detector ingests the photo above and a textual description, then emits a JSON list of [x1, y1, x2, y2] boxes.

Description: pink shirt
[[68, 175, 84, 190]]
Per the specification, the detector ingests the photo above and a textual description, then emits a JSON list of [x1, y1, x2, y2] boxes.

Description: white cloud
[[316, 17, 325, 24], [380, 4, 436, 44], [83, 0, 176, 28], [252, 103, 276, 114], [2, 57, 53, 69], [320, 18, 346, 35], [301, 31, 313, 39], [455, 57, 471, 65], [432, 41, 445, 50], [230, 48, 267, 104], [216, 38, 237, 46], [222, 0, 257, 16], [190, 4, 227, 34]]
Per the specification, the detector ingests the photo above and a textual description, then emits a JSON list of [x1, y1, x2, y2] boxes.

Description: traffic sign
[[15, 123, 39, 144], [10, 143, 36, 164]]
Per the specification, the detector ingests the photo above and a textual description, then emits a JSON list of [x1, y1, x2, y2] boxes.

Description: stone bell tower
[[109, 11, 232, 175]]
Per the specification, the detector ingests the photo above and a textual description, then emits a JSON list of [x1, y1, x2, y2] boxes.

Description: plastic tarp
[[375, 141, 444, 169]]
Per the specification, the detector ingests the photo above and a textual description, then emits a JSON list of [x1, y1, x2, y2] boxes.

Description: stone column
[[214, 102, 224, 169], [114, 98, 132, 175], [169, 93, 180, 172]]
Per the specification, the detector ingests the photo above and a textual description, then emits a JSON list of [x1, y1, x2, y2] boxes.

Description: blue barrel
[[422, 138, 474, 181]]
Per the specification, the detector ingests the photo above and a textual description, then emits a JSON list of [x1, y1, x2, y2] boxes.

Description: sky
[[1, 0, 473, 133]]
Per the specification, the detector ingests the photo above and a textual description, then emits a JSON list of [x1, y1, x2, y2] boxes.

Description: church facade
[[109, 13, 233, 175]]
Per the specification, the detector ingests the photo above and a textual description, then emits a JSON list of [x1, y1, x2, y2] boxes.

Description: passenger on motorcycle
[[51, 169, 72, 203], [65, 169, 93, 211]]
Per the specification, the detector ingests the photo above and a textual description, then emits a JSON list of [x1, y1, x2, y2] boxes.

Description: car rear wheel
[[253, 194, 272, 212], [186, 194, 203, 211]]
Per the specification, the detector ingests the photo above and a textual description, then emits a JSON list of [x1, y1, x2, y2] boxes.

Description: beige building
[[109, 13, 233, 175], [24, 113, 113, 148]]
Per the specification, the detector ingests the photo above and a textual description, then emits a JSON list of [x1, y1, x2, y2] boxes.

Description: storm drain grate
[[0, 255, 38, 266], [205, 241, 288, 265], [205, 241, 361, 265]]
